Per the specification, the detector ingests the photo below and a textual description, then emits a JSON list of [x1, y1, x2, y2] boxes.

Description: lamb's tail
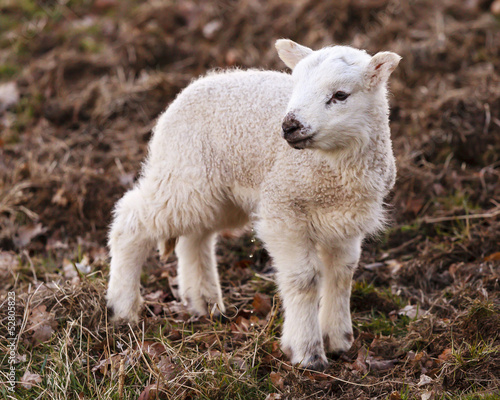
[[158, 237, 178, 261]]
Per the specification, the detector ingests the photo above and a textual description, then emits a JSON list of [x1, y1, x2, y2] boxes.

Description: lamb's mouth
[[286, 134, 315, 150]]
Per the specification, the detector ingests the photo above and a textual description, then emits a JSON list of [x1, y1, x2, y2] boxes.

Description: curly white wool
[[107, 39, 401, 371]]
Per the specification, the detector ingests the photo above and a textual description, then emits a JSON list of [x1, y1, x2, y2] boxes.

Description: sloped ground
[[0, 0, 499, 399]]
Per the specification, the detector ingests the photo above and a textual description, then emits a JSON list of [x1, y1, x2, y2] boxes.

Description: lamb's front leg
[[260, 226, 327, 370], [318, 237, 362, 355]]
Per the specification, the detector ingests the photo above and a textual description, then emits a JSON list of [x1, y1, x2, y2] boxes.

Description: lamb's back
[[147, 70, 294, 189]]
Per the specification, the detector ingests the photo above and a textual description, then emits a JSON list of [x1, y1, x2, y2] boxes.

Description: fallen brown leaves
[[20, 370, 42, 389], [351, 347, 398, 375], [252, 292, 272, 317], [27, 304, 56, 344], [13, 223, 47, 248]]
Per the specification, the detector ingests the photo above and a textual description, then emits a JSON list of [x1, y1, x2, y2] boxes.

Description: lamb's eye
[[333, 91, 349, 101], [334, 91, 349, 100], [327, 91, 350, 105]]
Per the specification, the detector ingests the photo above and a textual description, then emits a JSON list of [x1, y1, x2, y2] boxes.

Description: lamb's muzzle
[[282, 112, 313, 149]]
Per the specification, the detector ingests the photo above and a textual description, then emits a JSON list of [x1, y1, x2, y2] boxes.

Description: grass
[[451, 339, 500, 371], [0, 64, 19, 80], [356, 311, 411, 337], [0, 0, 499, 398], [438, 391, 500, 400], [2, 315, 279, 399], [12, 92, 43, 133]]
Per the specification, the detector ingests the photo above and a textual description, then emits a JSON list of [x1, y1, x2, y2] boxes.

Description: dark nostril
[[282, 120, 301, 136]]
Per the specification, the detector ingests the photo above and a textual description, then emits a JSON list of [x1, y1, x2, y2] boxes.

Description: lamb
[[107, 39, 401, 371]]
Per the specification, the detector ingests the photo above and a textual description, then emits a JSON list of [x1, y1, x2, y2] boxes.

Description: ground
[[0, 0, 499, 399]]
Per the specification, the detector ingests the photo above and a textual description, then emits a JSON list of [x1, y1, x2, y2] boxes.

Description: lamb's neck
[[319, 124, 391, 171], [314, 118, 394, 198]]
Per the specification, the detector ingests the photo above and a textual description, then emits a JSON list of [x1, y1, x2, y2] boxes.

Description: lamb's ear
[[364, 51, 401, 90], [275, 39, 313, 70]]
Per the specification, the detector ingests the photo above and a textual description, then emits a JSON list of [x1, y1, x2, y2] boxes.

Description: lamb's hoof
[[323, 332, 354, 355], [182, 294, 225, 320], [107, 307, 139, 325], [300, 354, 329, 371], [106, 295, 143, 325]]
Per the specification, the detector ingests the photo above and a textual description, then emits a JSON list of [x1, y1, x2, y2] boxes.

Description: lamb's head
[[276, 39, 401, 152]]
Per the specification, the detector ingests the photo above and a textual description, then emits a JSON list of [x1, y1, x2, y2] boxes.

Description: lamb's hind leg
[[107, 189, 156, 322], [176, 231, 225, 316], [318, 237, 362, 355]]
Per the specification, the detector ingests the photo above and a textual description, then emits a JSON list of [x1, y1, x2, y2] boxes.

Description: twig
[[118, 357, 125, 399], [421, 207, 500, 224], [382, 235, 422, 256]]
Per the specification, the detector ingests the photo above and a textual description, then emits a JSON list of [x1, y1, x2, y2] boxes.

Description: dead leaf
[[144, 290, 166, 314], [140, 341, 167, 362], [418, 374, 433, 387], [421, 390, 434, 400], [389, 392, 402, 400], [385, 259, 402, 274], [265, 394, 282, 400], [32, 325, 55, 344], [202, 20, 222, 39], [491, 0, 500, 16], [366, 357, 398, 371], [231, 316, 250, 340], [13, 223, 47, 248], [351, 347, 369, 374], [169, 329, 182, 341], [119, 172, 135, 187], [138, 383, 160, 400], [28, 305, 56, 344], [51, 188, 69, 207], [432, 183, 445, 196], [75, 255, 91, 274], [484, 252, 500, 262], [406, 197, 425, 215], [0, 251, 18, 278], [304, 370, 330, 381], [17, 354, 27, 363], [438, 348, 453, 362], [157, 356, 178, 380], [20, 370, 42, 389], [0, 82, 19, 113], [271, 341, 282, 358], [63, 258, 78, 279], [144, 290, 166, 302], [93, 0, 118, 10], [164, 301, 190, 321], [270, 371, 284, 390], [231, 356, 248, 371], [92, 354, 122, 374], [252, 293, 272, 317], [398, 304, 426, 319], [351, 346, 397, 373]]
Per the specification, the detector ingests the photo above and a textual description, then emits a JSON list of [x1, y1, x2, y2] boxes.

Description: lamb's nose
[[282, 116, 303, 139]]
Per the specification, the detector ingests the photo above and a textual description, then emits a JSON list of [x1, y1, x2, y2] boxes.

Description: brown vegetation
[[0, 0, 499, 399]]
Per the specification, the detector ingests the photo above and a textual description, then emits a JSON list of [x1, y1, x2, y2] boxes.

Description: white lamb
[[107, 39, 401, 371]]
